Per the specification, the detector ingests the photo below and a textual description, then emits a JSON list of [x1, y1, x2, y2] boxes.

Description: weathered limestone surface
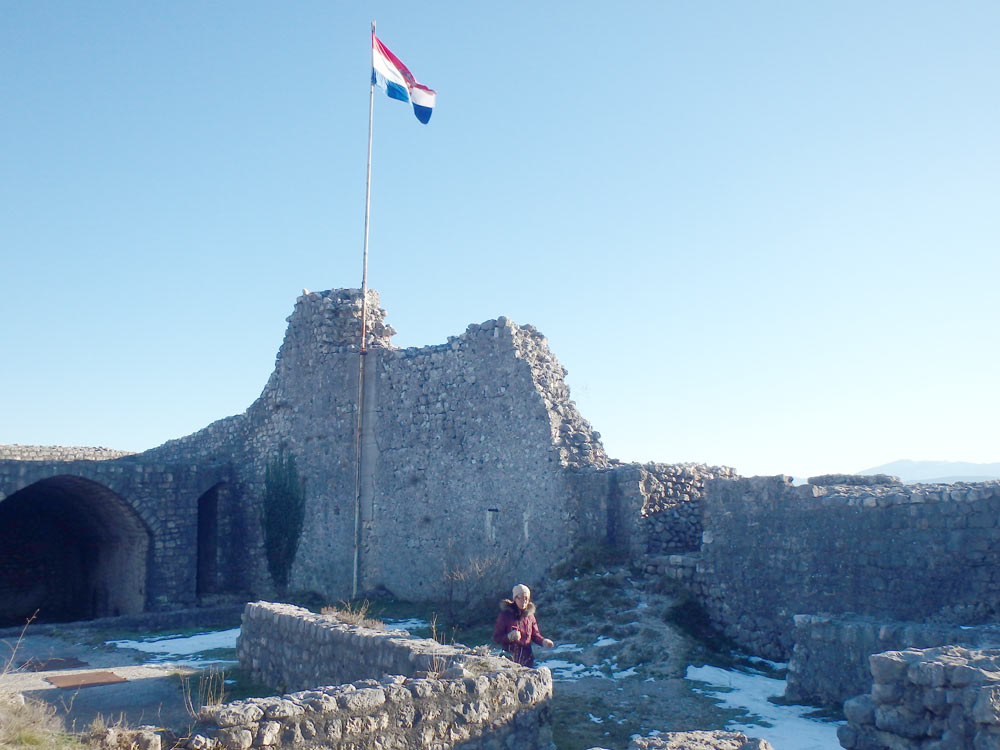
[[183, 601, 554, 750], [786, 615, 1000, 707], [839, 645, 1000, 750]]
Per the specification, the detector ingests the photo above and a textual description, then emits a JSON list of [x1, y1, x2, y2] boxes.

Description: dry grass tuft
[[321, 600, 384, 630], [0, 692, 82, 750]]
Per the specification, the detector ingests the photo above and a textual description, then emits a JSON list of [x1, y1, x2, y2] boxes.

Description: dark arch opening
[[0, 476, 151, 627], [197, 483, 223, 597]]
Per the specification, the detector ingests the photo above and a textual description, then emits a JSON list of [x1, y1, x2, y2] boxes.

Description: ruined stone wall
[[839, 645, 1000, 750], [633, 463, 738, 556], [143, 290, 612, 604], [185, 601, 554, 750], [785, 615, 1000, 707], [0, 445, 136, 461], [365, 317, 607, 600], [697, 477, 1000, 660], [1, 289, 744, 615]]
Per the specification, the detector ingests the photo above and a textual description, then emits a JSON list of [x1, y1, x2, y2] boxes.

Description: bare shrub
[[180, 666, 227, 721], [0, 613, 83, 749], [441, 553, 509, 627]]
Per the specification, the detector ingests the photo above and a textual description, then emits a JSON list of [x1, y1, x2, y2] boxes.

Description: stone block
[[871, 652, 912, 684], [923, 687, 950, 714], [845, 695, 877, 726], [215, 703, 265, 727], [217, 728, 253, 750], [253, 721, 280, 746], [875, 706, 929, 738], [973, 686, 1000, 725], [910, 661, 948, 687], [873, 681, 904, 704]]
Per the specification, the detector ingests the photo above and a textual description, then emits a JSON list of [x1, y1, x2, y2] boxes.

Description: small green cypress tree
[[261, 449, 306, 595]]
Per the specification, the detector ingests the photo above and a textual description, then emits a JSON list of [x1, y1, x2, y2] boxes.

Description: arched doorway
[[0, 476, 151, 627]]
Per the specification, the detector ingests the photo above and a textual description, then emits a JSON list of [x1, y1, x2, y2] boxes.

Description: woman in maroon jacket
[[493, 584, 554, 667]]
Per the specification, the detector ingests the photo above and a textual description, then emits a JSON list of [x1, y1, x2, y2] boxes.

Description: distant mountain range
[[858, 460, 1000, 485]]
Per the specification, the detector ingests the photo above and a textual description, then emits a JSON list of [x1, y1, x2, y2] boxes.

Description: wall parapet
[[190, 601, 554, 749], [839, 645, 1000, 750], [0, 444, 136, 462]]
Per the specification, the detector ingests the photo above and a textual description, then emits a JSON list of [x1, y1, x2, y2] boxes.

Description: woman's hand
[[541, 638, 554, 648], [508, 630, 521, 642]]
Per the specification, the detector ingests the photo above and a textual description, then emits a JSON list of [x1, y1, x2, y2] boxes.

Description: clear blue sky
[[2, 2, 997, 479]]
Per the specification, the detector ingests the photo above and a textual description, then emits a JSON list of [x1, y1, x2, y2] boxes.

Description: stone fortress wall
[[689, 476, 1000, 662], [138, 289, 618, 602], [6, 286, 1000, 742], [181, 601, 554, 750], [0, 288, 730, 624]]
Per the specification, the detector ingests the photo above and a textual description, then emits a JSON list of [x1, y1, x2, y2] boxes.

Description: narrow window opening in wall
[[197, 484, 221, 597]]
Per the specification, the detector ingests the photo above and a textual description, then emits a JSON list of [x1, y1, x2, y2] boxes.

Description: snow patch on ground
[[550, 642, 584, 654], [382, 617, 431, 633], [686, 664, 842, 750], [106, 628, 240, 667]]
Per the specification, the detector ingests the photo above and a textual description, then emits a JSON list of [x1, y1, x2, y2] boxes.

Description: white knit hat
[[512, 584, 530, 598]]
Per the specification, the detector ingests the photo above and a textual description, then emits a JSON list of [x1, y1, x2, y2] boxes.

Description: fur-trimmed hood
[[499, 599, 536, 619]]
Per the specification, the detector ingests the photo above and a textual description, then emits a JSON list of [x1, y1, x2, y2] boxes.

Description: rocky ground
[[528, 566, 762, 750], [0, 565, 837, 750]]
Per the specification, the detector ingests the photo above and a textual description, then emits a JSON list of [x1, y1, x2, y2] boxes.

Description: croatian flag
[[372, 32, 436, 124]]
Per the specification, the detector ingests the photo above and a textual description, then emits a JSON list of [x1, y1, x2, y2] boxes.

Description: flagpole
[[353, 19, 376, 599]]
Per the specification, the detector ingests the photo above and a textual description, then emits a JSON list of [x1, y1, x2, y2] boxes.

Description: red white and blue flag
[[371, 32, 436, 124]]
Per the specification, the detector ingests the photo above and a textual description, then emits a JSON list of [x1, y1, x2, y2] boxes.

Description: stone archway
[[0, 475, 151, 627]]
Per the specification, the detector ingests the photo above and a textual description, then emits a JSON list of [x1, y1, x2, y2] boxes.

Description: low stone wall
[[785, 614, 1000, 707], [183, 602, 554, 749], [839, 645, 1000, 750]]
